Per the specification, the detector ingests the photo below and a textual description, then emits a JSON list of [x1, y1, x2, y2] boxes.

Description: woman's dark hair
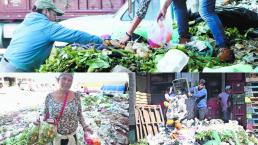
[[32, 5, 52, 13]]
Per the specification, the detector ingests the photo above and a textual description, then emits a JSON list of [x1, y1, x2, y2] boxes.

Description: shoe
[[217, 48, 235, 62], [179, 38, 190, 44]]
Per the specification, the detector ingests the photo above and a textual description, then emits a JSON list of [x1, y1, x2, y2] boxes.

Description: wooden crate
[[246, 74, 258, 82], [226, 73, 243, 81], [136, 92, 151, 105], [228, 82, 245, 94], [245, 86, 258, 97], [250, 97, 258, 105], [232, 94, 245, 105], [135, 105, 164, 141], [232, 104, 246, 116]]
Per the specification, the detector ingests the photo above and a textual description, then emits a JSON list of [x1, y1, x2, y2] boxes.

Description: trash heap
[[144, 119, 258, 145], [78, 93, 129, 145], [135, 93, 258, 145], [38, 42, 229, 72], [39, 20, 257, 73], [221, 0, 258, 13], [39, 0, 258, 73], [0, 108, 40, 144]]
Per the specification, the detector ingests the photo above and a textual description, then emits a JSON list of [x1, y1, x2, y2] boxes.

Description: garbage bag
[[203, 64, 255, 72], [189, 6, 258, 30], [245, 28, 258, 38], [215, 6, 258, 30]]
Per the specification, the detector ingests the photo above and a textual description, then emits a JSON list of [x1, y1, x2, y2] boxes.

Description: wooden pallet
[[246, 118, 258, 133], [135, 105, 164, 141], [253, 124, 258, 133], [245, 82, 258, 97], [250, 97, 258, 105], [136, 92, 151, 105], [246, 78, 258, 83]]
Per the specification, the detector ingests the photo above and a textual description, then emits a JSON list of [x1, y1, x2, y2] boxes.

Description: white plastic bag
[[148, 19, 172, 48], [157, 49, 189, 72]]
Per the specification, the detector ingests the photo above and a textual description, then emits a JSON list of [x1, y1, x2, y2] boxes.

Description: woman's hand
[[119, 34, 131, 45], [157, 8, 167, 22], [33, 119, 40, 126], [83, 126, 93, 134]]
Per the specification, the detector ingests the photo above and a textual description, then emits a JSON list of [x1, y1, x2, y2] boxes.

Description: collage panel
[[0, 73, 130, 145], [0, 0, 257, 73], [0, 0, 257, 145], [129, 73, 258, 145]]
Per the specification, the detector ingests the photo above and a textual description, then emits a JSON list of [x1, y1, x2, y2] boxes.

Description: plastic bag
[[203, 64, 255, 72], [84, 132, 101, 145], [148, 19, 172, 48], [156, 49, 189, 72]]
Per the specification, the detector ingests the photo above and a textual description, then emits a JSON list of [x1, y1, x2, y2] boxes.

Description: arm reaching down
[[49, 23, 103, 44]]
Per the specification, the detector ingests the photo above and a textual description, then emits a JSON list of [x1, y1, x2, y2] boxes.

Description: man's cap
[[225, 85, 231, 90], [35, 0, 64, 16], [199, 79, 206, 85]]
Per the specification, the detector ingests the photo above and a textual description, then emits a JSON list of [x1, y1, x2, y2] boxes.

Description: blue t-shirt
[[4, 12, 103, 71], [190, 86, 208, 109]]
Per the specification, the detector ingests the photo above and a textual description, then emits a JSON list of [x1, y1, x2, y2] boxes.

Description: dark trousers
[[196, 107, 207, 120], [222, 109, 230, 123]]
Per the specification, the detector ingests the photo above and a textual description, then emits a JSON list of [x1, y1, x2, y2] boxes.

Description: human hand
[[188, 92, 192, 97], [165, 93, 170, 100], [119, 35, 130, 45], [33, 119, 40, 126], [46, 118, 56, 125], [83, 126, 93, 134], [157, 9, 167, 22]]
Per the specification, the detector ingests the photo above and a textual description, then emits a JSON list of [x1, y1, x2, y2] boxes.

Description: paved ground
[[0, 86, 47, 115]]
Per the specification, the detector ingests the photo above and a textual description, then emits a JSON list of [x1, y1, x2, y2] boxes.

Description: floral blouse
[[44, 92, 87, 135], [136, 0, 151, 19]]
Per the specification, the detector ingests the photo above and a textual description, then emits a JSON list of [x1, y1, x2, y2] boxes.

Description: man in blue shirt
[[0, 0, 103, 72], [188, 79, 208, 120]]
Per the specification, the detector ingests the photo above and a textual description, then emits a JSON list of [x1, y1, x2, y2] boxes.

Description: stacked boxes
[[245, 74, 258, 133], [136, 92, 151, 105], [226, 73, 246, 127]]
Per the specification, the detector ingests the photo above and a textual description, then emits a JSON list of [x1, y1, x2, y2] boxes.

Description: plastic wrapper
[[148, 20, 172, 49]]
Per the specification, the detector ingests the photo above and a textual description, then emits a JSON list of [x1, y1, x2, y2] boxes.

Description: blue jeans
[[222, 109, 230, 123], [0, 57, 24, 72], [172, 0, 226, 48], [195, 107, 207, 120]]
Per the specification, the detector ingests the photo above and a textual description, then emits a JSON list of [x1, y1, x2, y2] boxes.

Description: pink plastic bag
[[84, 132, 101, 145], [148, 20, 172, 48]]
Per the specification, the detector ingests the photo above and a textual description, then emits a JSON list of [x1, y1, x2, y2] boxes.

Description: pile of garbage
[[0, 108, 40, 143], [79, 93, 129, 145], [144, 119, 258, 145], [220, 0, 258, 13], [39, 27, 257, 73], [135, 93, 258, 145], [231, 39, 258, 66]]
